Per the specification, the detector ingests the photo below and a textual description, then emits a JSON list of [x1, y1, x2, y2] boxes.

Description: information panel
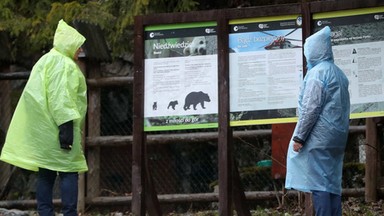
[[313, 7, 384, 119], [229, 15, 303, 126], [144, 22, 218, 131]]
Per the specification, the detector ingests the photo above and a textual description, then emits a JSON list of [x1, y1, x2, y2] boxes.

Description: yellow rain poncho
[[0, 20, 88, 173]]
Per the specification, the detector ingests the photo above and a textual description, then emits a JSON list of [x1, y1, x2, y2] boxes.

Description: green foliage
[[0, 0, 200, 67], [2, 0, 321, 65], [99, 0, 199, 58]]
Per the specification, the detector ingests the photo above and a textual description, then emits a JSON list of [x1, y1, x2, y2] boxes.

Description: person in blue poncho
[[0, 20, 88, 216], [285, 26, 350, 216]]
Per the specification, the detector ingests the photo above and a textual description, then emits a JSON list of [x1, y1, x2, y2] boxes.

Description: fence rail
[[2, 187, 381, 209]]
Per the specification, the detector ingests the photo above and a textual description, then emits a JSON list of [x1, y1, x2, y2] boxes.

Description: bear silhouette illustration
[[152, 102, 157, 110], [183, 91, 211, 110], [167, 100, 178, 110]]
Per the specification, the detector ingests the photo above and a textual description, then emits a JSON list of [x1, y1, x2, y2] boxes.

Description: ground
[[79, 197, 384, 215], [1, 198, 383, 216]]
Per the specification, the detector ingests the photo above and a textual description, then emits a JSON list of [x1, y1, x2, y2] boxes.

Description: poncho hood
[[304, 26, 334, 70], [53, 19, 85, 59]]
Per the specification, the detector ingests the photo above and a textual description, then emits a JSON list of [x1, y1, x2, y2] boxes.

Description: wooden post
[[232, 161, 251, 216], [86, 61, 101, 200], [132, 15, 146, 216], [131, 14, 162, 214], [0, 65, 12, 199], [0, 65, 11, 133], [365, 118, 378, 202], [304, 193, 314, 216], [77, 59, 87, 213], [144, 150, 162, 216], [376, 118, 383, 190], [301, 2, 314, 215], [217, 10, 234, 216], [217, 9, 251, 215], [78, 149, 86, 213]]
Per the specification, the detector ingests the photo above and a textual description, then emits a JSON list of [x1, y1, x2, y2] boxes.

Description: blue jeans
[[36, 168, 78, 216], [312, 190, 341, 216]]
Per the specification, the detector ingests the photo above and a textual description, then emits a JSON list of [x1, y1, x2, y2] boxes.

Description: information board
[[313, 7, 384, 119], [228, 15, 303, 126], [144, 22, 218, 131]]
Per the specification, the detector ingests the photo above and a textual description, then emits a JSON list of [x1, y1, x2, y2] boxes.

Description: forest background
[[0, 0, 305, 68]]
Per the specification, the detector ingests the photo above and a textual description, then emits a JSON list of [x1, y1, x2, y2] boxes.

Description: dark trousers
[[312, 190, 342, 216], [36, 168, 78, 216]]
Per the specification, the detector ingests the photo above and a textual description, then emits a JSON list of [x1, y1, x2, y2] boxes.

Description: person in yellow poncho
[[0, 19, 88, 216]]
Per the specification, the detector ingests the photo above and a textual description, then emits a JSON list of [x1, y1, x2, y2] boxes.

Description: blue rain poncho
[[285, 26, 350, 195], [0, 20, 88, 173]]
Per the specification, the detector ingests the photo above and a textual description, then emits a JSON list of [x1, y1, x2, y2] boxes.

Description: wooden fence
[[1, 1, 384, 216]]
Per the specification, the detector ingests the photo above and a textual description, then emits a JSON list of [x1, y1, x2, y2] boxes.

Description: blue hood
[[304, 26, 334, 70]]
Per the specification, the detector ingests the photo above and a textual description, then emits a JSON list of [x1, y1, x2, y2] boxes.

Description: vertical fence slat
[[77, 59, 87, 213], [132, 15, 146, 215], [365, 118, 378, 202], [217, 9, 237, 216], [0, 65, 12, 199], [86, 62, 102, 199], [301, 2, 315, 215]]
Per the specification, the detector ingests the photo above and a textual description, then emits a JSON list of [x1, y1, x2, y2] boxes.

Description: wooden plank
[[232, 161, 251, 216], [77, 59, 87, 213], [304, 193, 314, 216], [301, 0, 311, 77], [0, 71, 30, 80], [217, 10, 234, 216], [132, 15, 147, 216], [86, 76, 133, 87], [301, 2, 314, 214], [365, 118, 378, 202], [227, 4, 301, 19], [310, 0, 384, 13], [0, 188, 372, 209], [113, 3, 303, 27], [0, 66, 11, 134], [85, 126, 364, 147], [217, 9, 251, 215], [145, 151, 162, 216], [86, 62, 102, 199]]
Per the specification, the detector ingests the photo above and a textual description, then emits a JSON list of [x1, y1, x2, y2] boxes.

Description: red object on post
[[271, 123, 296, 179]]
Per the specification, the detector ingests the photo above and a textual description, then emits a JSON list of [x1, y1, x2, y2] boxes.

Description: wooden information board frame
[[133, 1, 384, 215]]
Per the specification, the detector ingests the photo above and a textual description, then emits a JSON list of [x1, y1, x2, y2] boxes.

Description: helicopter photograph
[[262, 28, 302, 50], [229, 27, 302, 53]]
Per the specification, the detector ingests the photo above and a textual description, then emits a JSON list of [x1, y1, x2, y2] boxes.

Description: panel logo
[[316, 20, 331, 27], [148, 32, 164, 38], [233, 25, 248, 32], [258, 23, 269, 29], [205, 28, 217, 34], [374, 14, 384, 20]]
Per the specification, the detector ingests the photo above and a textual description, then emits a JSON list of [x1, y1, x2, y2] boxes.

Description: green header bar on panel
[[229, 14, 300, 25], [313, 6, 384, 19], [145, 21, 217, 31]]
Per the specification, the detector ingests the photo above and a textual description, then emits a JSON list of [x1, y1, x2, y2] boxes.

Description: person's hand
[[293, 142, 303, 152], [59, 121, 73, 150]]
